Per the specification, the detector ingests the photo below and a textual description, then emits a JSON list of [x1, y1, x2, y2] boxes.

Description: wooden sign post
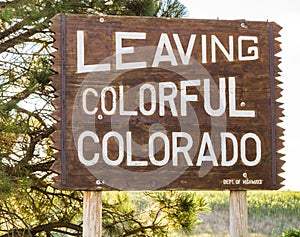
[[50, 14, 284, 236], [230, 191, 248, 237], [83, 191, 102, 237]]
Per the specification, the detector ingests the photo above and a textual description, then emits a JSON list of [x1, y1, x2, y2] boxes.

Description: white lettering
[[77, 30, 111, 73], [159, 82, 178, 116], [102, 131, 124, 165], [204, 77, 226, 116], [119, 86, 138, 116], [77, 32, 260, 74], [152, 33, 178, 67], [78, 131, 99, 166], [229, 77, 255, 117], [211, 35, 234, 63], [180, 80, 200, 116], [173, 34, 196, 65], [82, 88, 98, 115], [172, 132, 193, 166], [101, 87, 117, 115], [201, 35, 207, 63], [149, 132, 170, 166], [126, 132, 148, 166], [115, 32, 147, 70], [241, 133, 261, 166], [77, 131, 262, 168], [221, 132, 238, 166], [139, 84, 156, 115], [197, 132, 218, 166], [238, 36, 259, 61]]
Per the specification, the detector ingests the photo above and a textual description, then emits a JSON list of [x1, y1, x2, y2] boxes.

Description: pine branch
[[0, 222, 82, 237], [123, 224, 165, 237], [0, 21, 25, 41], [0, 23, 48, 54], [0, 0, 24, 10], [30, 187, 82, 202]]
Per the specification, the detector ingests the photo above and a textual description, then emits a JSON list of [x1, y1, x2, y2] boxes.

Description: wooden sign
[[50, 14, 284, 190]]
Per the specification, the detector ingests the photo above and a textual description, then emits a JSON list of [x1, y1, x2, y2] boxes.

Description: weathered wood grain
[[50, 14, 284, 191], [83, 191, 102, 237], [230, 191, 248, 237]]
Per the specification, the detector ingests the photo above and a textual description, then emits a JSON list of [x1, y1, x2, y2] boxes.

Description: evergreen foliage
[[0, 1, 211, 236], [282, 229, 300, 237]]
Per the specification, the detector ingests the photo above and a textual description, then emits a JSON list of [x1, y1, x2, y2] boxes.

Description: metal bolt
[[240, 22, 247, 29], [240, 102, 246, 107], [96, 180, 104, 185], [99, 18, 105, 23]]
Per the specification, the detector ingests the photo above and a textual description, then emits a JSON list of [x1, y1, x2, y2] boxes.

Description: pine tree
[[0, 1, 210, 236]]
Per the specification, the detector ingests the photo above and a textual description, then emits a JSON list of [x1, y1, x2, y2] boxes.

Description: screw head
[[96, 180, 104, 185], [240, 22, 248, 28]]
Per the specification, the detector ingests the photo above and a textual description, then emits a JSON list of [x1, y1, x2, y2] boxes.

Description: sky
[[179, 0, 300, 190]]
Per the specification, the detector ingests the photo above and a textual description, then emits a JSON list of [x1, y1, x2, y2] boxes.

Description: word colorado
[[78, 131, 261, 167]]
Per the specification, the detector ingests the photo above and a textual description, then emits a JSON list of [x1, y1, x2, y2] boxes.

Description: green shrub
[[282, 229, 300, 237]]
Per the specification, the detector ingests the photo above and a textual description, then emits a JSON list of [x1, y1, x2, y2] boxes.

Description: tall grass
[[247, 191, 300, 235], [194, 191, 300, 236]]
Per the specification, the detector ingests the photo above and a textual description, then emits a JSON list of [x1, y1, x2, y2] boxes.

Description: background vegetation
[[195, 191, 300, 237], [0, 0, 299, 236], [0, 0, 204, 236]]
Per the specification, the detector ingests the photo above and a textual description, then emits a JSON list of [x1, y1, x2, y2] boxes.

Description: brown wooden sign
[[50, 14, 284, 190]]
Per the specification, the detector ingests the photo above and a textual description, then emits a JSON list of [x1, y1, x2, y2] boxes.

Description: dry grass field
[[174, 191, 300, 237]]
